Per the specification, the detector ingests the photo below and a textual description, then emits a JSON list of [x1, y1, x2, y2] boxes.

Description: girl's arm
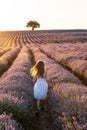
[[33, 75, 39, 83], [43, 72, 47, 78], [33, 77, 37, 83]]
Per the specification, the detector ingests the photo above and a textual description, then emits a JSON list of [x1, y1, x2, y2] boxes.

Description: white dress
[[34, 77, 48, 100]]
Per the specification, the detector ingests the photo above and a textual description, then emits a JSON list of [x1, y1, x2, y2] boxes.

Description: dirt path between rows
[[27, 107, 53, 130], [22, 47, 55, 130], [22, 96, 54, 130]]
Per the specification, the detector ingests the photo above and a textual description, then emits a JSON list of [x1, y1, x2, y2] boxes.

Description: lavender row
[[28, 44, 81, 85], [0, 46, 34, 129], [0, 46, 33, 112], [0, 47, 20, 75], [0, 32, 22, 48], [28, 44, 87, 130], [0, 113, 24, 130], [40, 43, 87, 83], [40, 43, 87, 60], [0, 47, 11, 57], [49, 83, 87, 130]]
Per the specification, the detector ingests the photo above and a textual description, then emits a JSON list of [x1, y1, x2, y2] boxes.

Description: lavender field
[[0, 30, 87, 130]]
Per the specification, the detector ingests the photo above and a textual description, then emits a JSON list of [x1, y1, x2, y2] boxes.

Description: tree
[[26, 21, 40, 31]]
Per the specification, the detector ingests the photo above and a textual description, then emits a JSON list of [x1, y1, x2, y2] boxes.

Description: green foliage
[[0, 100, 29, 127], [26, 20, 40, 31]]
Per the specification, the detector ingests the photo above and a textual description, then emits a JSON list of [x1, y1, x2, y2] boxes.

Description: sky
[[0, 0, 87, 30]]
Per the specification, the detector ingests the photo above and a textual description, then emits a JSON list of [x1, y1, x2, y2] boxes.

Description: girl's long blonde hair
[[30, 60, 46, 78]]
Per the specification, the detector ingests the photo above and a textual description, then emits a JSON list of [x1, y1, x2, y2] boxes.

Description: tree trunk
[[32, 27, 34, 31]]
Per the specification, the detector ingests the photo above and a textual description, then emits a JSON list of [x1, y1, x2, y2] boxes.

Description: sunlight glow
[[0, 0, 87, 30]]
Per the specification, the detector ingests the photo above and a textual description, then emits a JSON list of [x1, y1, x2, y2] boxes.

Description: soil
[[25, 106, 54, 130]]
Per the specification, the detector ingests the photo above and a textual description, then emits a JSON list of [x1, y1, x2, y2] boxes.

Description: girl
[[30, 60, 48, 114]]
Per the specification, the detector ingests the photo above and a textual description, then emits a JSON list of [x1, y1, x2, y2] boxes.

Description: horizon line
[[0, 29, 87, 32]]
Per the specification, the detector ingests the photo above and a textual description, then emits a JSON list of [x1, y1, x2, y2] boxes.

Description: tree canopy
[[26, 21, 40, 31]]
